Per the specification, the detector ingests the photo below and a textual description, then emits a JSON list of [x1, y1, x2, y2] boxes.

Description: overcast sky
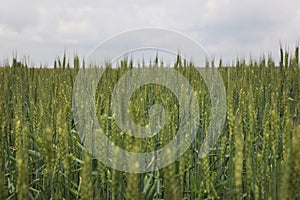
[[0, 0, 299, 66]]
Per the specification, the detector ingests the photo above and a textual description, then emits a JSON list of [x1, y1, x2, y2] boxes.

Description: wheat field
[[0, 48, 300, 199]]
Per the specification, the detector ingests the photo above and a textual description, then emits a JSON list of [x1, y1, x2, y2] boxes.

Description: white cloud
[[0, 0, 299, 66]]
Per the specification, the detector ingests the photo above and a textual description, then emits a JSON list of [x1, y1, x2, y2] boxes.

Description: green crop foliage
[[0, 48, 300, 199]]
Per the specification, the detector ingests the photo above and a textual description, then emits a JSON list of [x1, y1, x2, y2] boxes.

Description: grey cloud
[[0, 0, 299, 65], [0, 2, 38, 32]]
